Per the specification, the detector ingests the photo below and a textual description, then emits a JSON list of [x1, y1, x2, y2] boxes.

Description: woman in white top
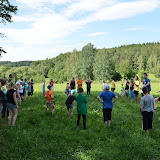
[[19, 81, 23, 102]]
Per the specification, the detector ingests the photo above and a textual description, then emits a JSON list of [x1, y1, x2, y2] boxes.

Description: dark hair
[[78, 87, 83, 93], [143, 73, 148, 76], [21, 78, 23, 81], [110, 78, 113, 80], [142, 87, 148, 94], [136, 76, 139, 80], [67, 83, 69, 85], [31, 79, 33, 81], [9, 74, 13, 78], [7, 82, 14, 88], [0, 78, 6, 86]]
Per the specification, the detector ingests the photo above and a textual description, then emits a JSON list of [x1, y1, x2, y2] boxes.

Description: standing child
[[45, 85, 55, 114], [140, 80, 145, 97], [85, 79, 93, 95], [31, 79, 34, 96], [97, 83, 118, 127], [76, 87, 88, 130], [19, 81, 23, 102], [65, 83, 70, 96], [28, 82, 32, 98], [110, 78, 116, 92], [125, 79, 130, 99], [42, 80, 46, 96], [6, 82, 18, 127], [119, 84, 124, 97], [134, 76, 140, 103], [65, 90, 77, 118], [140, 87, 156, 133], [130, 77, 134, 101], [23, 78, 28, 100], [50, 79, 54, 91]]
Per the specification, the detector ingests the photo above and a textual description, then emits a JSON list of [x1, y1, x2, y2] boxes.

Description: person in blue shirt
[[85, 79, 93, 95], [143, 73, 151, 94], [97, 83, 118, 127]]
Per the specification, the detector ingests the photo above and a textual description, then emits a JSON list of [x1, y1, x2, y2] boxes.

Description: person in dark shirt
[[65, 90, 77, 118], [6, 82, 18, 127], [125, 79, 130, 99], [85, 79, 93, 95], [31, 79, 34, 96], [70, 77, 75, 90]]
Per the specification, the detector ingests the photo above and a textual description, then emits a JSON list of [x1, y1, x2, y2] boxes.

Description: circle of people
[[1, 73, 160, 133]]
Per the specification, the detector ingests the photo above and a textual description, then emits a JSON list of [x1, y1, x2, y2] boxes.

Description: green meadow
[[1, 80, 160, 160]]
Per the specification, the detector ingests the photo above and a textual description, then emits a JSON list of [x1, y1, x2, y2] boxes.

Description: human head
[[71, 90, 77, 95], [110, 78, 113, 81], [25, 78, 27, 81], [43, 80, 46, 83], [103, 83, 110, 91], [130, 77, 134, 83], [9, 74, 14, 79], [121, 84, 123, 86], [31, 79, 33, 82], [47, 85, 52, 90], [135, 76, 139, 81], [21, 78, 23, 81], [78, 76, 81, 80], [16, 82, 20, 86], [67, 83, 69, 85], [72, 77, 74, 80], [142, 87, 148, 94], [78, 87, 83, 93], [143, 73, 148, 79], [126, 78, 128, 81], [51, 79, 53, 81], [28, 82, 31, 85], [0, 78, 6, 87], [103, 80, 105, 83]]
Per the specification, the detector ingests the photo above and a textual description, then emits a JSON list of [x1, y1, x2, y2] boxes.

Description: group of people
[[0, 74, 34, 127]]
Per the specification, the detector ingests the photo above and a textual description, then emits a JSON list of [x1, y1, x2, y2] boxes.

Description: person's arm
[[140, 105, 143, 114], [112, 96, 118, 103], [97, 96, 103, 104], [13, 91, 18, 108]]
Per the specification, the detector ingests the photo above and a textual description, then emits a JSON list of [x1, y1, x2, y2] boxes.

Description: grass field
[[1, 81, 160, 160]]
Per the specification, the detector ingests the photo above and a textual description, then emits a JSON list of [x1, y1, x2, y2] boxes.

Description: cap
[[47, 85, 52, 89], [71, 90, 77, 94], [103, 83, 110, 90], [16, 82, 20, 85], [130, 77, 133, 80]]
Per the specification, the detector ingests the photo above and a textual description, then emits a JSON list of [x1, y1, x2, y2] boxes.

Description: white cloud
[[128, 28, 153, 31], [88, 32, 109, 36]]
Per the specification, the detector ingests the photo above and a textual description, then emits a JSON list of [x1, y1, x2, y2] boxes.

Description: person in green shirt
[[119, 84, 124, 97], [76, 87, 88, 130]]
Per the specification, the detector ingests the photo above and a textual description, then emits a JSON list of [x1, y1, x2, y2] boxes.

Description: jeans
[[130, 89, 134, 100], [87, 88, 90, 95]]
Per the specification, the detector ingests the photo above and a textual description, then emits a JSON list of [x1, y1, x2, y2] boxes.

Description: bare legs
[[67, 109, 74, 118], [104, 120, 111, 127], [8, 108, 18, 127]]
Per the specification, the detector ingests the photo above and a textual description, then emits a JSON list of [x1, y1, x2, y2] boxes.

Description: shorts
[[28, 92, 31, 96], [103, 108, 112, 122], [66, 104, 73, 110], [51, 86, 54, 90], [46, 101, 55, 109], [16, 92, 20, 97], [20, 93, 23, 96], [125, 90, 129, 97], [111, 88, 115, 92], [134, 91, 139, 96], [142, 111, 153, 130], [6, 103, 17, 109], [65, 89, 69, 95], [23, 88, 27, 96]]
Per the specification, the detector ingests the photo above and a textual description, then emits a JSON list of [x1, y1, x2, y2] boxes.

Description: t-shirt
[[7, 89, 16, 105], [42, 83, 45, 92], [31, 82, 34, 91], [77, 79, 83, 87], [145, 78, 151, 92], [121, 86, 124, 92], [19, 85, 23, 93], [125, 82, 129, 90], [70, 80, 75, 89], [99, 91, 117, 109], [45, 90, 53, 101], [140, 95, 154, 112], [130, 83, 134, 90], [76, 94, 88, 115], [86, 82, 91, 88], [66, 95, 76, 105], [28, 85, 31, 92], [111, 81, 115, 88], [50, 81, 54, 87], [23, 81, 28, 89], [134, 80, 140, 91]]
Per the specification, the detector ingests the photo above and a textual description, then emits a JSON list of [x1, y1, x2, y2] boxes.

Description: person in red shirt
[[50, 79, 54, 91], [45, 85, 55, 114], [77, 77, 83, 90]]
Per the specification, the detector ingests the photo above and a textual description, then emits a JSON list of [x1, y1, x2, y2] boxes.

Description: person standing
[[50, 79, 54, 91], [23, 78, 28, 100], [110, 78, 116, 92], [130, 77, 134, 101], [70, 77, 75, 90], [143, 73, 151, 94], [97, 83, 118, 127], [85, 79, 93, 95], [42, 80, 46, 96], [125, 79, 130, 99], [77, 77, 83, 90], [31, 79, 34, 96], [134, 76, 140, 103]]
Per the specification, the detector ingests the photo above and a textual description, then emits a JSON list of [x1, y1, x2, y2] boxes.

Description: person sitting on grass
[[65, 90, 77, 118], [45, 85, 55, 114], [76, 87, 88, 130], [140, 87, 156, 133], [65, 83, 70, 97], [97, 83, 118, 127], [6, 82, 18, 127], [119, 84, 124, 97]]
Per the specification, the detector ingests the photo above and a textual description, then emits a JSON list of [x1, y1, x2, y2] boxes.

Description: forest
[[0, 42, 160, 83]]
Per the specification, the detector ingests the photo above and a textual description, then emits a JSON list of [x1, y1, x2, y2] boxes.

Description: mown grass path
[[1, 83, 160, 160]]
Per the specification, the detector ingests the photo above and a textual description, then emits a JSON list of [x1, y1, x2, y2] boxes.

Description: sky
[[1, 0, 160, 62]]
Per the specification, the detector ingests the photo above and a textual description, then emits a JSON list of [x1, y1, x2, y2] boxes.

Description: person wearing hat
[[130, 77, 134, 101], [97, 83, 118, 127], [65, 90, 77, 118], [45, 85, 55, 114]]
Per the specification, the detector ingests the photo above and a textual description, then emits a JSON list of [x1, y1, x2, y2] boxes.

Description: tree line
[[0, 42, 160, 83]]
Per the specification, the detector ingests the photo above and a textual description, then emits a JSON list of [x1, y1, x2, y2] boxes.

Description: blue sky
[[1, 0, 160, 61]]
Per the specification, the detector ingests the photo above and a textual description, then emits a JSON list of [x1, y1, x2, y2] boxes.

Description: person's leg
[[67, 106, 69, 116], [77, 114, 81, 126], [82, 115, 86, 130], [12, 108, 18, 126], [71, 109, 74, 118], [51, 101, 55, 114], [108, 109, 112, 127], [46, 101, 49, 112], [2, 100, 7, 118], [142, 111, 149, 133], [148, 112, 153, 133], [8, 108, 12, 126], [87, 88, 89, 95], [89, 88, 90, 95], [103, 109, 108, 127]]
